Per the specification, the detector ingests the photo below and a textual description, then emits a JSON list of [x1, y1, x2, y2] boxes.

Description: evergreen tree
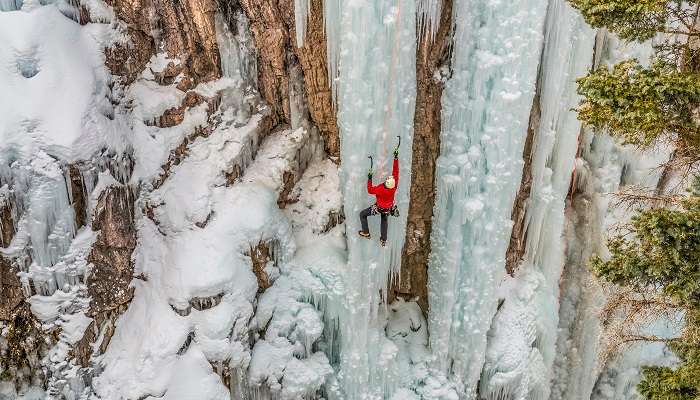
[[571, 0, 700, 152], [569, 1, 700, 398], [591, 183, 700, 399]]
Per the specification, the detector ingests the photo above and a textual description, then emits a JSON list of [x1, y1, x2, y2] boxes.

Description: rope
[[379, 0, 402, 177]]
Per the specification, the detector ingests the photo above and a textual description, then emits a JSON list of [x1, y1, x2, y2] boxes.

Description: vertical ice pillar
[[325, 1, 417, 398], [426, 0, 548, 397], [477, 1, 596, 399], [551, 32, 668, 400]]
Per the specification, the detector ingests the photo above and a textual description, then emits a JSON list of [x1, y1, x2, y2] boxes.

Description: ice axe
[[393, 136, 401, 158]]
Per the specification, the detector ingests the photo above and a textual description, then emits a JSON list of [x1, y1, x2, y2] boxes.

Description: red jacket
[[368, 158, 399, 209]]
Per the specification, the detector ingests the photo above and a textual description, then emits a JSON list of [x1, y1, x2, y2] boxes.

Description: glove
[[393, 148, 399, 159], [368, 169, 373, 179]]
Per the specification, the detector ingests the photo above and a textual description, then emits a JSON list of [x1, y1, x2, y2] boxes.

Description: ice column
[[552, 32, 669, 400], [477, 1, 596, 399], [324, 1, 417, 398], [426, 0, 549, 397]]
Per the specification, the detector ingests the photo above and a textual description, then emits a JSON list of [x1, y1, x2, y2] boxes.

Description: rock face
[[105, 0, 221, 85], [68, 164, 88, 229], [397, 1, 453, 314], [283, 0, 339, 159], [239, 0, 291, 127], [0, 305, 46, 387], [0, 198, 15, 248], [238, 0, 340, 158], [249, 242, 273, 293], [505, 83, 541, 275], [87, 185, 136, 316], [0, 195, 21, 323], [0, 258, 23, 323]]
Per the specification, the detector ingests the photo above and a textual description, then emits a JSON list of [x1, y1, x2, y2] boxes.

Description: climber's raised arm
[[392, 149, 399, 184], [367, 170, 376, 194]]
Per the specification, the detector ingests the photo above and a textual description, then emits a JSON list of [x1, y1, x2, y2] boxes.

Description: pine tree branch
[[669, 7, 694, 32], [661, 28, 700, 36], [619, 334, 681, 345]]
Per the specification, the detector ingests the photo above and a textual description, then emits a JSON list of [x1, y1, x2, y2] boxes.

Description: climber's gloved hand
[[393, 148, 399, 159], [368, 169, 373, 179]]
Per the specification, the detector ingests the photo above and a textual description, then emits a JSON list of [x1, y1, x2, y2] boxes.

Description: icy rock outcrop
[[398, 0, 454, 313], [239, 0, 340, 158], [86, 184, 136, 316], [0, 258, 22, 322], [106, 0, 222, 85], [0, 305, 47, 398]]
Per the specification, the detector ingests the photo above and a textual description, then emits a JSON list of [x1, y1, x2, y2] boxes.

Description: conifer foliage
[[570, 0, 700, 398]]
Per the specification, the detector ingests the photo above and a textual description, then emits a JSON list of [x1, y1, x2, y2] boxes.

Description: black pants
[[360, 205, 388, 241]]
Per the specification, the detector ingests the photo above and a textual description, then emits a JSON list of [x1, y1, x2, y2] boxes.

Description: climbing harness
[[369, 204, 400, 218]]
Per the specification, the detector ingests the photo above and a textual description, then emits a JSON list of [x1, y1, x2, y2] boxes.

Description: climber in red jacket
[[358, 146, 400, 247]]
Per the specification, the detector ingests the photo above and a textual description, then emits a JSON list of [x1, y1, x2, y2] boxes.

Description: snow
[[0, 4, 117, 161], [0, 0, 682, 398], [28, 287, 76, 322], [160, 345, 231, 400], [95, 50, 332, 399]]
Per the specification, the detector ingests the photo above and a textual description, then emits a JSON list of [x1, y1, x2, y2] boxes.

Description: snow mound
[[0, 4, 116, 161]]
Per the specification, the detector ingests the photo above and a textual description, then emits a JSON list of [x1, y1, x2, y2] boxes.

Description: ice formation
[[0, 0, 680, 399], [427, 0, 549, 396]]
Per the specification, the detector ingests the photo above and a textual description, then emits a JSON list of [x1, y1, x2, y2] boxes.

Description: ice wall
[[319, 1, 418, 398], [295, 0, 416, 399], [426, 1, 548, 396], [478, 2, 595, 399], [552, 32, 672, 400]]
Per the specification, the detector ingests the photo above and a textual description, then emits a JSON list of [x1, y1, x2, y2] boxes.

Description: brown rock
[[106, 0, 221, 85], [0, 304, 46, 385], [157, 91, 206, 128], [68, 164, 88, 229], [280, 0, 340, 159], [87, 185, 136, 316], [239, 0, 340, 159], [72, 308, 123, 367], [0, 257, 23, 322], [154, 62, 184, 85], [176, 75, 196, 92], [505, 81, 541, 276], [105, 28, 155, 84], [0, 197, 15, 248], [159, 107, 186, 128], [396, 0, 454, 314], [239, 0, 291, 128], [277, 171, 296, 209], [248, 242, 272, 293]]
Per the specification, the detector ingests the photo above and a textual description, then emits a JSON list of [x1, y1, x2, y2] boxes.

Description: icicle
[[293, 0, 310, 47], [416, 0, 441, 42], [0, 0, 22, 11], [322, 0, 341, 101], [426, 0, 550, 396]]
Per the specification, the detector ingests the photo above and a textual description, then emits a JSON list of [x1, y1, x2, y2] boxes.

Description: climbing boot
[[358, 231, 371, 239], [380, 239, 386, 247]]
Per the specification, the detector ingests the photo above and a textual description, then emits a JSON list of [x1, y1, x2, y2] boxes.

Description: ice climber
[[358, 143, 400, 247]]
